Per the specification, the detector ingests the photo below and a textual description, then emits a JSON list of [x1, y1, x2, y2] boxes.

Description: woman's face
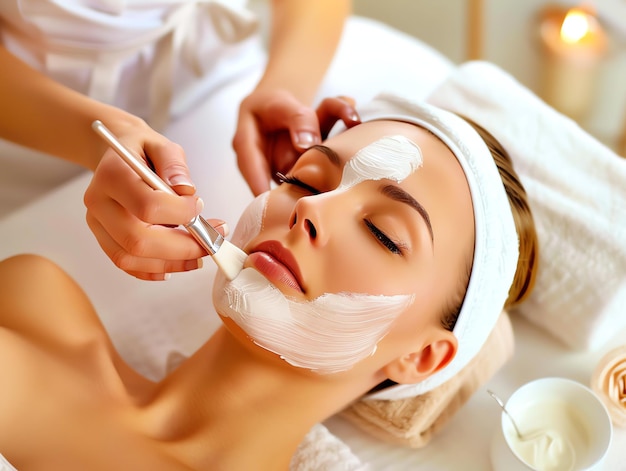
[[213, 120, 474, 375]]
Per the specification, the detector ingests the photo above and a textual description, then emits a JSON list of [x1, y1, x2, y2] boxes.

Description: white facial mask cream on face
[[339, 135, 422, 189], [229, 190, 268, 248], [215, 268, 414, 373], [213, 136, 423, 373]]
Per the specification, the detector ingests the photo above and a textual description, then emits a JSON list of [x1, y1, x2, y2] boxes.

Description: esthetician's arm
[[0, 45, 212, 280], [234, 0, 351, 195]]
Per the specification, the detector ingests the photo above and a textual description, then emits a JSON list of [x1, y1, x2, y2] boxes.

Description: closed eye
[[364, 219, 404, 255], [276, 172, 321, 195]]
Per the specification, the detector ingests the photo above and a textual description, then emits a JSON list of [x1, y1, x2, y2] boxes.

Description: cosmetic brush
[[92, 120, 246, 281]]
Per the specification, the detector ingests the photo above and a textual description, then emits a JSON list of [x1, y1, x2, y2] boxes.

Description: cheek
[[318, 242, 421, 296]]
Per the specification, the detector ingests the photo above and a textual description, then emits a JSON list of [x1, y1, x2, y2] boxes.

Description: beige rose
[[591, 345, 626, 428]]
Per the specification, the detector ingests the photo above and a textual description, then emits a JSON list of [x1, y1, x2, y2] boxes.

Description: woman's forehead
[[325, 120, 450, 166]]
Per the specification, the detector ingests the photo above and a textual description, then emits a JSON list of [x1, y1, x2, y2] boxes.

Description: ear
[[383, 332, 458, 385]]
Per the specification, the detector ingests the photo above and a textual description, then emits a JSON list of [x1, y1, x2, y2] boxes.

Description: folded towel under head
[[340, 311, 514, 448]]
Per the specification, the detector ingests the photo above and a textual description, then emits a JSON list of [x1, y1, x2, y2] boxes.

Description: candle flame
[[560, 8, 592, 43]]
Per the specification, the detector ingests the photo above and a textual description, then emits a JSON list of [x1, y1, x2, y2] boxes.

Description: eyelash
[[276, 172, 321, 195], [278, 173, 403, 255], [364, 219, 403, 255]]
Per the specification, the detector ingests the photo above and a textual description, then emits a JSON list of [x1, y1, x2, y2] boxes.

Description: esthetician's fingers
[[85, 151, 206, 278], [234, 89, 322, 196], [315, 96, 361, 139], [265, 97, 361, 185], [269, 105, 323, 182], [259, 97, 362, 187], [86, 214, 202, 281], [86, 205, 229, 280], [234, 110, 272, 196], [266, 130, 300, 184], [85, 176, 205, 258], [143, 137, 197, 196], [88, 149, 202, 226]]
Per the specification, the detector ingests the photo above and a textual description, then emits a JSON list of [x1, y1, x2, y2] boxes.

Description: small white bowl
[[490, 377, 612, 471]]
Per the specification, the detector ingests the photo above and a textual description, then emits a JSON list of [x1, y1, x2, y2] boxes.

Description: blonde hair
[[466, 118, 539, 308]]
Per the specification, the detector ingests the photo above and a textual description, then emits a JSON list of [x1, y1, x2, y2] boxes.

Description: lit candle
[[539, 5, 608, 120]]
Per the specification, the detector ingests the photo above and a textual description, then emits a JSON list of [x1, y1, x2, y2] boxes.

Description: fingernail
[[296, 131, 319, 149], [184, 258, 203, 271], [169, 174, 194, 188], [215, 222, 230, 237], [195, 198, 204, 214]]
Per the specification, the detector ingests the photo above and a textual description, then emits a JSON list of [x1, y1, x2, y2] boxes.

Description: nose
[[288, 194, 331, 246]]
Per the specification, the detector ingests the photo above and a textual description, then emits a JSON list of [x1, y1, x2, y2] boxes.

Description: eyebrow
[[310, 144, 341, 166], [380, 184, 434, 244]]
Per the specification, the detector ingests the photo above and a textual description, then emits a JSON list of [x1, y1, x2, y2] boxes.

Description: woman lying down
[[0, 95, 538, 470]]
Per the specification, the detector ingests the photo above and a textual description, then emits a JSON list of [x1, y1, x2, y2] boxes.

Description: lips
[[247, 240, 304, 293]]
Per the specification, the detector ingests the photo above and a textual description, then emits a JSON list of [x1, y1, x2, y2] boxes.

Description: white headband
[[330, 93, 519, 400]]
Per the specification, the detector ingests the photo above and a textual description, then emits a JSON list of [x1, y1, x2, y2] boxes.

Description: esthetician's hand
[[234, 89, 320, 196], [315, 96, 361, 138], [84, 123, 227, 281], [234, 92, 361, 195]]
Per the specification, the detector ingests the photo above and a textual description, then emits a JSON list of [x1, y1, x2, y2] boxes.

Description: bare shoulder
[[0, 255, 119, 464], [0, 254, 110, 350]]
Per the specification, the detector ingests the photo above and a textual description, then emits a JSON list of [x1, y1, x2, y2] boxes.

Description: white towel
[[291, 424, 368, 471], [428, 61, 626, 351]]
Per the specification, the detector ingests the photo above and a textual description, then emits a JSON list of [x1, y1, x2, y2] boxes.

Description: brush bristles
[[212, 240, 247, 281]]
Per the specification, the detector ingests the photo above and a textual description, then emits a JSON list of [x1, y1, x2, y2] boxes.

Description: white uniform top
[[0, 0, 265, 215], [0, 0, 262, 128]]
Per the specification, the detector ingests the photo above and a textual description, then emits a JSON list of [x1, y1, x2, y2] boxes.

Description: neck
[[138, 325, 371, 470]]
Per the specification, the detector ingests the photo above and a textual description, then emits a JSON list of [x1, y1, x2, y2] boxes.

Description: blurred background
[[353, 0, 626, 156]]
